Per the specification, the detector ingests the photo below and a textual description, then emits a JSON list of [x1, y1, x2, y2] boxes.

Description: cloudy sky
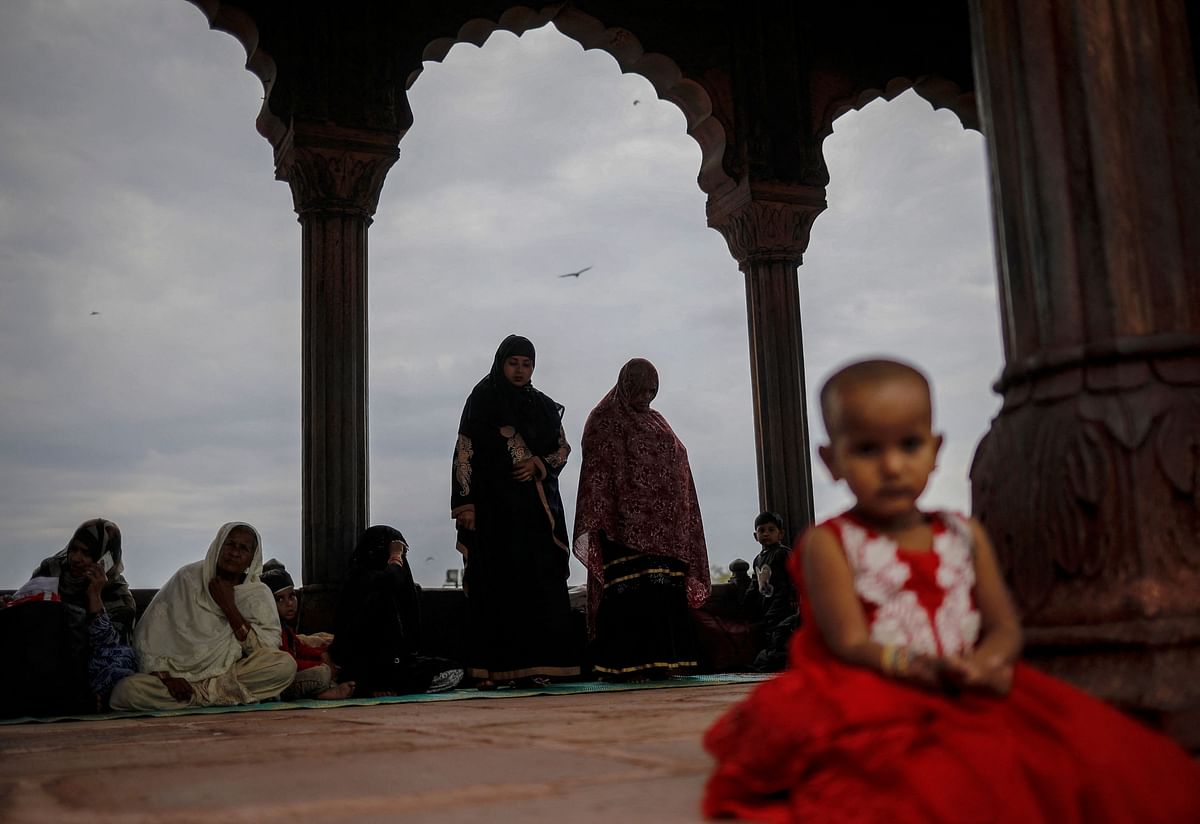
[[0, 0, 1003, 590]]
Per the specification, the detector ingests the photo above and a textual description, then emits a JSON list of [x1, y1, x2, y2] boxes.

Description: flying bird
[[558, 266, 592, 279], [632, 99, 641, 106], [89, 311, 100, 316]]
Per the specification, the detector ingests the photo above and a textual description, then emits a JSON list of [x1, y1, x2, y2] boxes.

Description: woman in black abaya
[[331, 525, 462, 695], [451, 335, 580, 688]]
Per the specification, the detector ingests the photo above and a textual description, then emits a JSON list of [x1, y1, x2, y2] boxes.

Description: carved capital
[[707, 179, 827, 268], [274, 122, 400, 220]]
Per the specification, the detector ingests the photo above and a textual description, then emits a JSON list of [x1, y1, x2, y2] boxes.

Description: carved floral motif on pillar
[[275, 124, 399, 219], [973, 354, 1200, 624], [708, 181, 827, 270]]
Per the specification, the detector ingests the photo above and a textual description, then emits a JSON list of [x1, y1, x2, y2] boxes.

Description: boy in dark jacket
[[741, 511, 799, 671]]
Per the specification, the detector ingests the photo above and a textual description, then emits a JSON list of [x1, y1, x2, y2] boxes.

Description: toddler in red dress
[[703, 358, 1200, 823]]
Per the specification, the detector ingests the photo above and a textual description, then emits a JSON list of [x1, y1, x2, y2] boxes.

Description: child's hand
[[964, 653, 1014, 695], [939, 654, 1013, 695], [901, 653, 944, 689], [884, 647, 943, 689]]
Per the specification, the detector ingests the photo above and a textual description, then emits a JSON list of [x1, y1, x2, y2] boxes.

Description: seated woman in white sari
[[109, 522, 296, 711]]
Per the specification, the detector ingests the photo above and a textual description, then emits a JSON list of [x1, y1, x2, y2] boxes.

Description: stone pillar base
[[972, 350, 1200, 748]]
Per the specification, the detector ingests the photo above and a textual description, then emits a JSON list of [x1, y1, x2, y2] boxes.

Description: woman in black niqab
[[331, 525, 462, 695], [451, 335, 580, 686]]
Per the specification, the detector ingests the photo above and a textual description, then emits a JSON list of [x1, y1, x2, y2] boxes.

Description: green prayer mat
[[0, 672, 771, 725]]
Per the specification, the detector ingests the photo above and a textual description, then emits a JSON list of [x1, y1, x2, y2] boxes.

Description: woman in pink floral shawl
[[573, 358, 710, 680]]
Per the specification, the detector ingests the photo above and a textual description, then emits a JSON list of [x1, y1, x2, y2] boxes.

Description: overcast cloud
[[0, 1, 1003, 590]]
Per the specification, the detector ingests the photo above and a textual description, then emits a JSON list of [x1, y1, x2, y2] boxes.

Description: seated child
[[703, 358, 1200, 822], [261, 561, 354, 700], [739, 511, 799, 672]]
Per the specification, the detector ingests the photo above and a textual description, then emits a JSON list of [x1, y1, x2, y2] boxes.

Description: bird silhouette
[[632, 99, 641, 106], [425, 556, 435, 563], [558, 266, 592, 279], [89, 311, 100, 316]]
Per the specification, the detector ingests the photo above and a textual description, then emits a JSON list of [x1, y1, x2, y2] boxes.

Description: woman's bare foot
[[315, 681, 356, 700]]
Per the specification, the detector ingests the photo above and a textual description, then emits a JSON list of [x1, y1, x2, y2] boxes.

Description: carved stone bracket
[[707, 179, 827, 268], [274, 122, 400, 220]]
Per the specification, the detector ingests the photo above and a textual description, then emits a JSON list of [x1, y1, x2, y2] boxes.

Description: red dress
[[703, 512, 1200, 823]]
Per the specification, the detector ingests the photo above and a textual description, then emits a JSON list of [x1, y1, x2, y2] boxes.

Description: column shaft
[[300, 211, 370, 586], [709, 181, 826, 542], [969, 0, 1200, 742], [743, 258, 815, 539], [275, 123, 399, 592]]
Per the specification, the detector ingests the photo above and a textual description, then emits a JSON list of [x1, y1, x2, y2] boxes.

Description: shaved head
[[819, 359, 932, 438]]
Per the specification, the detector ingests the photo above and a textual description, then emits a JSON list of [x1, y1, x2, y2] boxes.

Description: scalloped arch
[[407, 4, 735, 197], [185, 0, 287, 146], [822, 74, 979, 140]]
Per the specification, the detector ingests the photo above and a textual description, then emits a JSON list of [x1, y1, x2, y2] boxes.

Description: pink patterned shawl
[[572, 359, 711, 620]]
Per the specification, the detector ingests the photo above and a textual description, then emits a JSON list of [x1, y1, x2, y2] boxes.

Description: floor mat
[[0, 672, 771, 725]]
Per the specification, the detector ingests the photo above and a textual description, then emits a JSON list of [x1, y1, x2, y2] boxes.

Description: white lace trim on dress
[[838, 514, 980, 657]]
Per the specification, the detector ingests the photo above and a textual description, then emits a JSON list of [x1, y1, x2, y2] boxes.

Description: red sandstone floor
[[0, 683, 755, 823]]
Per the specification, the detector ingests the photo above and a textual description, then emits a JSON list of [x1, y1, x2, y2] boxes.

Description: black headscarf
[[459, 334, 565, 456], [350, 525, 408, 571], [261, 559, 295, 594], [345, 524, 420, 639]]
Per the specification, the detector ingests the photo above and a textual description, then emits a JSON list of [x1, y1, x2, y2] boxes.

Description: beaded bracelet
[[880, 644, 897, 675], [880, 644, 914, 677]]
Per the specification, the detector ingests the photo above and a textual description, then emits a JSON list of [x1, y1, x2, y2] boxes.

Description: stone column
[[275, 122, 399, 591], [968, 0, 1200, 742], [709, 180, 828, 543]]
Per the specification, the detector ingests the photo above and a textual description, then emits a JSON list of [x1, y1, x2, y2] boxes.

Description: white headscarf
[[134, 522, 281, 680]]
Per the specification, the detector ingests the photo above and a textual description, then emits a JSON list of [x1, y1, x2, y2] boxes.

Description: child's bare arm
[[804, 526, 939, 685], [959, 518, 1022, 693]]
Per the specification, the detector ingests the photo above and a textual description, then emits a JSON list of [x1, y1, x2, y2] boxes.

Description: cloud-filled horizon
[[0, 1, 1003, 591]]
